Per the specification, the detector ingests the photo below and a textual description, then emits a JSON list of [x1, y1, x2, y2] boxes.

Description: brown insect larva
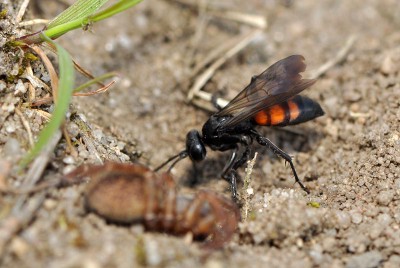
[[67, 162, 240, 249]]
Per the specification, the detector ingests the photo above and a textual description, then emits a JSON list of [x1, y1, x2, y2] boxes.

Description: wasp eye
[[186, 130, 206, 161]]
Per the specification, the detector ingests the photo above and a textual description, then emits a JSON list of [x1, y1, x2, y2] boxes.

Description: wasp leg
[[252, 130, 310, 194], [233, 146, 252, 170], [221, 145, 252, 200], [221, 146, 239, 200]]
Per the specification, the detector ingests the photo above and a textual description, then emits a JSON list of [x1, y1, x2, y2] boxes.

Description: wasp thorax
[[186, 130, 206, 161]]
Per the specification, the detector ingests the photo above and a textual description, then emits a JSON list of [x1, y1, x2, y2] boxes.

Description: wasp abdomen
[[253, 95, 324, 127]]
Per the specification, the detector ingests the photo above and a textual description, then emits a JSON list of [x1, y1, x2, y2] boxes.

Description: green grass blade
[[43, 0, 143, 40], [73, 72, 117, 93], [89, 0, 143, 22], [19, 35, 75, 168], [47, 0, 108, 29]]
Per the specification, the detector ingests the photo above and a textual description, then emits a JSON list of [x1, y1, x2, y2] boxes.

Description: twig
[[211, 11, 267, 29], [29, 80, 116, 105], [21, 72, 51, 93], [16, 0, 30, 23], [27, 83, 36, 102], [0, 161, 12, 191], [29, 97, 53, 107], [71, 114, 103, 164], [0, 179, 60, 195], [40, 42, 108, 89], [19, 19, 49, 27], [73, 80, 115, 96], [32, 109, 52, 122], [0, 130, 62, 257], [15, 108, 34, 147], [13, 130, 62, 207], [349, 111, 371, 118], [242, 152, 257, 221], [310, 35, 357, 79], [170, 0, 233, 10], [72, 59, 107, 88], [62, 125, 78, 158], [187, 29, 262, 103], [25, 64, 36, 102], [169, 0, 267, 29], [192, 29, 254, 77], [187, 0, 209, 68], [30, 45, 59, 103]]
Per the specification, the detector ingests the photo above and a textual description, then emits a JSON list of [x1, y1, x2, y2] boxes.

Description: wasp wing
[[215, 55, 316, 130]]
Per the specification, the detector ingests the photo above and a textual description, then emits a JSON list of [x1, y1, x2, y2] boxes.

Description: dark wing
[[216, 55, 316, 130]]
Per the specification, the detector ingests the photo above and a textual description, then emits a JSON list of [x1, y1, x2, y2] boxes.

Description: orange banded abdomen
[[253, 95, 324, 127]]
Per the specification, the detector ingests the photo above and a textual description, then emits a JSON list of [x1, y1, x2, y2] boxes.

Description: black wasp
[[156, 55, 324, 199]]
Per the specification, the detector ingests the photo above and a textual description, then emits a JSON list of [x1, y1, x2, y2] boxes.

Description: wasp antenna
[[154, 150, 188, 172], [167, 151, 188, 172]]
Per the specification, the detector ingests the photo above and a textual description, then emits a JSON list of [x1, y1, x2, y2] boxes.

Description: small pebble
[[44, 199, 57, 210], [10, 237, 30, 259], [246, 188, 254, 195], [205, 259, 224, 268], [117, 141, 126, 150], [10, 63, 19, 76], [351, 212, 363, 224], [343, 91, 361, 102], [377, 213, 392, 226], [5, 124, 16, 133], [380, 54, 393, 75], [93, 129, 104, 141], [384, 255, 400, 268], [66, 122, 80, 138], [0, 80, 6, 92], [368, 223, 383, 239], [3, 138, 21, 159], [346, 250, 383, 268], [14, 79, 27, 96], [335, 210, 351, 229], [63, 156, 75, 165], [325, 120, 339, 139], [322, 237, 337, 252], [145, 239, 161, 266], [376, 190, 394, 206], [309, 248, 324, 265]]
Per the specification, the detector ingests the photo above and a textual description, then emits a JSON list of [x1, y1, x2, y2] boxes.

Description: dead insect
[[156, 55, 324, 199], [67, 161, 240, 249]]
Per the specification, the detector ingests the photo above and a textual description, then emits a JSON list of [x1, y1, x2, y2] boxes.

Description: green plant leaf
[[73, 72, 116, 93], [17, 0, 143, 44], [19, 35, 75, 168], [47, 0, 108, 29], [89, 0, 143, 22], [43, 0, 143, 40]]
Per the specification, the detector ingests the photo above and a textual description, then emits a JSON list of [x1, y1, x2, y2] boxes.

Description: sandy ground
[[1, 0, 400, 267]]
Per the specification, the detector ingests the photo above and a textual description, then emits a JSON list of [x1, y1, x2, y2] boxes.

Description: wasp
[[67, 162, 240, 249], [156, 55, 324, 199]]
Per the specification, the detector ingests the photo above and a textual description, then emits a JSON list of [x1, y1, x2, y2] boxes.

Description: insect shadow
[[181, 125, 324, 191]]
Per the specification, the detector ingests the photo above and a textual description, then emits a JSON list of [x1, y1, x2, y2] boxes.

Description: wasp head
[[186, 130, 206, 161]]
